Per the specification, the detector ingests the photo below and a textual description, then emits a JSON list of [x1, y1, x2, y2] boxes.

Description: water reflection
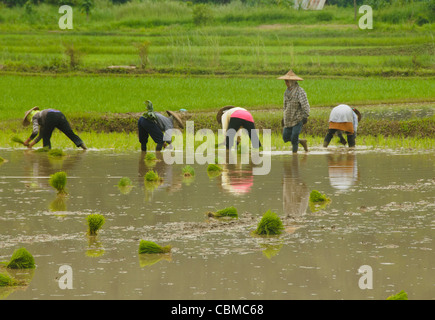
[[138, 152, 182, 200], [282, 156, 309, 220], [22, 150, 86, 189], [327, 152, 359, 191]]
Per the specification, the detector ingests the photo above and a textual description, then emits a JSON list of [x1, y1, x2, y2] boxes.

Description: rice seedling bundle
[[138, 240, 171, 254], [309, 190, 330, 202], [49, 171, 68, 195], [254, 210, 284, 236], [145, 170, 160, 182], [182, 165, 195, 177], [207, 206, 238, 218], [118, 177, 132, 188], [87, 213, 105, 236], [6, 248, 35, 269]]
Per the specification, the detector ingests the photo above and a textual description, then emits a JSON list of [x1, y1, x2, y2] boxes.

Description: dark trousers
[[282, 121, 303, 153], [324, 129, 356, 147], [41, 111, 83, 149], [138, 117, 165, 152], [226, 117, 261, 150]]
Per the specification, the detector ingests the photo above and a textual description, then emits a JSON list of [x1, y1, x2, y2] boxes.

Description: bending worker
[[23, 107, 87, 150], [217, 106, 261, 150], [323, 104, 362, 148], [138, 100, 184, 152]]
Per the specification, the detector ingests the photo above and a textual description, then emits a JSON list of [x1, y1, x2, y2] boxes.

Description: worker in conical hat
[[278, 70, 310, 153], [138, 100, 184, 152], [22, 107, 87, 150]]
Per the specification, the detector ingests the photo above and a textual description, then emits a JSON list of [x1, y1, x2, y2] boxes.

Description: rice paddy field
[[0, 0, 434, 304]]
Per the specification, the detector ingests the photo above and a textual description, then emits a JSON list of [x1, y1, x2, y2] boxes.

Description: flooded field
[[0, 148, 433, 300]]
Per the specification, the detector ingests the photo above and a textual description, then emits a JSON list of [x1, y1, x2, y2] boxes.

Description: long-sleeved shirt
[[29, 109, 61, 144], [283, 83, 310, 127]]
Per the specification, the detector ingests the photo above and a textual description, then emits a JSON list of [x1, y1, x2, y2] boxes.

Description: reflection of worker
[[220, 161, 254, 195], [327, 153, 359, 191], [138, 100, 184, 152], [217, 106, 261, 150], [283, 156, 309, 219], [278, 70, 310, 153], [23, 107, 87, 150], [323, 104, 362, 148]]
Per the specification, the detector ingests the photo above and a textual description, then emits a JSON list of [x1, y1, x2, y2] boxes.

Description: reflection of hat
[[277, 70, 303, 81], [166, 110, 184, 129], [216, 106, 236, 124], [352, 108, 362, 122], [23, 106, 40, 126]]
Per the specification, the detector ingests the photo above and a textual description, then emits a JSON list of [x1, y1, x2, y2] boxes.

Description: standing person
[[138, 100, 184, 152], [217, 106, 261, 150], [22, 107, 87, 150], [278, 70, 310, 153], [323, 104, 362, 148]]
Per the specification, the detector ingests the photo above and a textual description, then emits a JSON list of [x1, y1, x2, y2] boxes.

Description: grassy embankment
[[0, 1, 434, 151]]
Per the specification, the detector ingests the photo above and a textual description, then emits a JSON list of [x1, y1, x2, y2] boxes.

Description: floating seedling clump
[[309, 190, 330, 202], [309, 190, 331, 212], [138, 240, 171, 254], [145, 170, 161, 182], [6, 248, 35, 269], [48, 148, 66, 158], [207, 206, 238, 219], [118, 177, 132, 188], [145, 152, 157, 161], [49, 171, 68, 195], [207, 163, 223, 178], [0, 273, 18, 287], [86, 213, 105, 236], [387, 290, 408, 300], [254, 210, 284, 236], [182, 165, 195, 177]]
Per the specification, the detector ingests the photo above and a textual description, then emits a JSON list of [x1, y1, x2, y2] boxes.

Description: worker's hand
[[23, 139, 30, 147]]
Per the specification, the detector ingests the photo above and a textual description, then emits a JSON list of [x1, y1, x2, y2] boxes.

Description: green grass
[[0, 75, 433, 123]]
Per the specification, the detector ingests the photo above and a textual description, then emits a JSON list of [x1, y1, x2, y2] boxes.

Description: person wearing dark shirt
[[22, 107, 87, 150]]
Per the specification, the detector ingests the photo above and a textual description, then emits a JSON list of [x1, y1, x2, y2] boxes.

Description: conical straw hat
[[166, 110, 184, 129], [277, 70, 303, 81], [22, 106, 40, 126], [216, 105, 236, 124]]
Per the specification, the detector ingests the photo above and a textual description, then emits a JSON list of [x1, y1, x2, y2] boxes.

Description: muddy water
[[0, 149, 433, 300]]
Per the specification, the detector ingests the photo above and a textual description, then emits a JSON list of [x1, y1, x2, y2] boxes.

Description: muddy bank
[[67, 110, 435, 138]]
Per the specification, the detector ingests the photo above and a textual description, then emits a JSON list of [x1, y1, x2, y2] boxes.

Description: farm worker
[[323, 104, 362, 148], [22, 107, 87, 150], [278, 70, 310, 153], [138, 100, 184, 152], [216, 106, 261, 150]]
